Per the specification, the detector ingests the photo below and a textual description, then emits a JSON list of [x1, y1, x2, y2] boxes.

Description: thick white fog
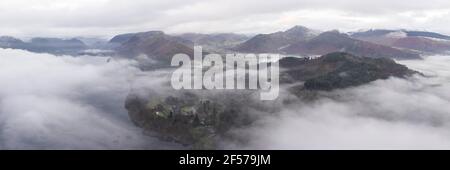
[[0, 48, 181, 149], [234, 56, 450, 150], [1, 48, 450, 149]]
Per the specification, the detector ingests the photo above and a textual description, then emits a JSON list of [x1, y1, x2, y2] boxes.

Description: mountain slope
[[351, 29, 450, 54], [283, 31, 421, 59], [280, 52, 418, 91], [178, 33, 249, 53], [115, 31, 195, 63], [235, 25, 318, 53]]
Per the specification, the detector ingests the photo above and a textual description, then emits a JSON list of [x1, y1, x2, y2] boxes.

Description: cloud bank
[[0, 48, 181, 149], [229, 56, 450, 150]]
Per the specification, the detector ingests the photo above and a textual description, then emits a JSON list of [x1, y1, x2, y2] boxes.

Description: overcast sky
[[2, 0, 450, 38]]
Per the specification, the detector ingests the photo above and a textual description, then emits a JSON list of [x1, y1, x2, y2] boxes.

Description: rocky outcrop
[[125, 91, 264, 149]]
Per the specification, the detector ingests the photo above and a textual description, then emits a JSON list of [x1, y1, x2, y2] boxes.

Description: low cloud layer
[[1, 48, 450, 149], [231, 56, 450, 150], [0, 48, 181, 149]]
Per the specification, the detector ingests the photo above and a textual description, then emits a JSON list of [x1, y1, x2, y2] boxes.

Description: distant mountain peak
[[283, 25, 318, 39], [0, 36, 24, 44], [324, 30, 345, 35], [235, 25, 317, 53], [312, 30, 350, 41], [285, 25, 310, 33], [134, 31, 165, 37], [115, 30, 195, 67], [109, 31, 166, 44]]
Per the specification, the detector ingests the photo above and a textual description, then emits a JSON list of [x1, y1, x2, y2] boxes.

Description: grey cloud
[[2, 0, 450, 37]]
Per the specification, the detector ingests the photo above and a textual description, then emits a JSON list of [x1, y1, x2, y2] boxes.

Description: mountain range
[[2, 25, 450, 61], [350, 29, 450, 54], [235, 27, 422, 59], [110, 26, 450, 63], [0, 36, 87, 55]]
